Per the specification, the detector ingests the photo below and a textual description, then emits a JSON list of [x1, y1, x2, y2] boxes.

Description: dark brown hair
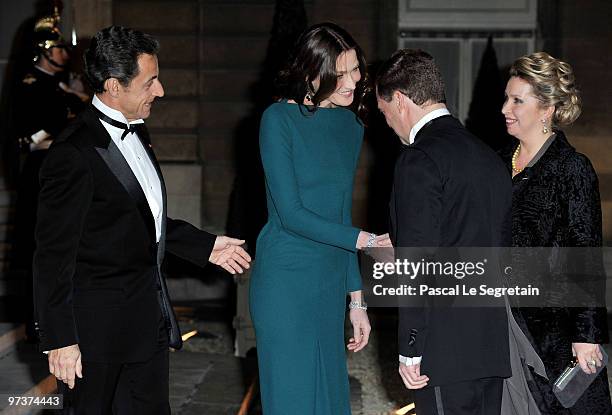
[[275, 22, 369, 119], [376, 49, 446, 105]]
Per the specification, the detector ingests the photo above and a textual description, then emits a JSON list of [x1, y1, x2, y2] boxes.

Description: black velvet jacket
[[501, 131, 611, 414]]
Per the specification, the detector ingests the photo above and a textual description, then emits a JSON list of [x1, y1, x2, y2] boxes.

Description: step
[[169, 352, 248, 414], [0, 343, 55, 413]]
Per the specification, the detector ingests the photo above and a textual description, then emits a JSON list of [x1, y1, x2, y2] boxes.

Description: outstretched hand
[[209, 236, 251, 274]]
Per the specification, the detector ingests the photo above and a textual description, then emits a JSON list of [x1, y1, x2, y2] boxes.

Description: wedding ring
[[588, 359, 596, 367]]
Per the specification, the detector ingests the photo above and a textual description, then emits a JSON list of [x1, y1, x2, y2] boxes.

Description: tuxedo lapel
[[82, 107, 156, 241], [95, 142, 156, 241]]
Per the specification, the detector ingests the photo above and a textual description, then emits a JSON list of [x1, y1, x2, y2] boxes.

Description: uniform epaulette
[[22, 73, 37, 84]]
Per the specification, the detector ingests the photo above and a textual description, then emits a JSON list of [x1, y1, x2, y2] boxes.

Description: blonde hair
[[509, 52, 581, 126]]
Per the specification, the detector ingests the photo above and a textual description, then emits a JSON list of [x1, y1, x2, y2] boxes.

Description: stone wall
[[551, 0, 612, 241], [26, 0, 612, 241], [182, 0, 387, 234]]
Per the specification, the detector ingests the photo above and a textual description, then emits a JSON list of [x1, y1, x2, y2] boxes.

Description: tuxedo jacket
[[389, 115, 512, 386], [33, 107, 216, 363]]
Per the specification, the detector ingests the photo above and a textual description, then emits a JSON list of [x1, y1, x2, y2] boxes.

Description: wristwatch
[[349, 300, 367, 310]]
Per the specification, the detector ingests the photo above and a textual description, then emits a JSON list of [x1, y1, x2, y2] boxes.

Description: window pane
[[471, 39, 530, 86]]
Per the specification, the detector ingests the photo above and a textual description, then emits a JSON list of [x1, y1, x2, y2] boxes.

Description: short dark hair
[[84, 26, 159, 93], [376, 49, 446, 105], [276, 22, 369, 118]]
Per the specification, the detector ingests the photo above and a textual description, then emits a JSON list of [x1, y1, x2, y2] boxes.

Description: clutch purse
[[553, 346, 608, 408]]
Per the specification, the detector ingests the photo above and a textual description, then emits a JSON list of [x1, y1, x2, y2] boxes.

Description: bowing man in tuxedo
[[375, 49, 512, 415], [33, 26, 251, 414]]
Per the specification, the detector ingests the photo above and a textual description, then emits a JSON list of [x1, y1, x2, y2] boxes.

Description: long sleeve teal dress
[[250, 100, 364, 414]]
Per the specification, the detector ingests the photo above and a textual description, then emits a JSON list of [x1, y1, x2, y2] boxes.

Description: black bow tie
[[92, 105, 140, 140]]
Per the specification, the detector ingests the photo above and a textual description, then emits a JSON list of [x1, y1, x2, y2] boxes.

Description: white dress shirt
[[407, 107, 451, 145], [92, 95, 163, 242], [399, 107, 450, 366]]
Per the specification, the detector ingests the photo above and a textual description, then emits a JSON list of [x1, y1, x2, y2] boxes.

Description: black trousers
[[414, 377, 504, 415], [58, 319, 169, 415]]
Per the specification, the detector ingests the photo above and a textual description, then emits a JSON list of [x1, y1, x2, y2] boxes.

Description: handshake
[[211, 232, 393, 274]]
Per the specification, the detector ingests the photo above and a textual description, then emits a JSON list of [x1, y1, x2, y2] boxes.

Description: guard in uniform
[[13, 10, 87, 341]]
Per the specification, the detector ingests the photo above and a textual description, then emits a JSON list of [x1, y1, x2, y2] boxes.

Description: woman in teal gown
[[250, 23, 375, 414]]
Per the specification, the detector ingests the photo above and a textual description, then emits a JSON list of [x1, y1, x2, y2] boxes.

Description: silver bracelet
[[349, 301, 367, 310], [366, 232, 377, 248]]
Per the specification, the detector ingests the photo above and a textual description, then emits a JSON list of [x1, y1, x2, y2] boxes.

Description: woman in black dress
[[501, 52, 611, 414]]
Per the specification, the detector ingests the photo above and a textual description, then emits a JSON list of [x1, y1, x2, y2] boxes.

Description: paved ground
[[170, 351, 247, 414]]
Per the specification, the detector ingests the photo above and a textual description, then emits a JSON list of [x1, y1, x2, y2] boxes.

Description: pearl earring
[[542, 119, 549, 134]]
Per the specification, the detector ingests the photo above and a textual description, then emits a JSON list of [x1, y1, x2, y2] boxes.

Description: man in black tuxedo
[[33, 26, 251, 413], [375, 49, 511, 414]]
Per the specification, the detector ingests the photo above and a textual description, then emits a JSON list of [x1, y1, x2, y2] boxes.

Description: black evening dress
[[501, 131, 611, 414]]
